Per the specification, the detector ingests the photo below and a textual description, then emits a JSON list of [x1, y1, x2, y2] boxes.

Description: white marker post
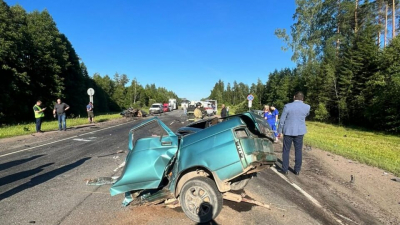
[[87, 88, 95, 104]]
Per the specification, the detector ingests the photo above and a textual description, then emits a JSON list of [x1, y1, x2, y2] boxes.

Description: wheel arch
[[174, 166, 231, 197]]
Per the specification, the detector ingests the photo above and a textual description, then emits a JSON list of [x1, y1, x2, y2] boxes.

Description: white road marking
[[0, 122, 132, 158], [271, 167, 344, 225], [113, 161, 126, 172], [72, 138, 91, 142]]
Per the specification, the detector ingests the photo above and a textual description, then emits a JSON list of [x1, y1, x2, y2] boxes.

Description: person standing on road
[[277, 92, 310, 175], [87, 102, 94, 123], [194, 103, 202, 121], [53, 99, 70, 131], [220, 104, 227, 118], [33, 100, 46, 133], [271, 105, 279, 142], [264, 106, 278, 142], [226, 106, 230, 116], [183, 105, 187, 115]]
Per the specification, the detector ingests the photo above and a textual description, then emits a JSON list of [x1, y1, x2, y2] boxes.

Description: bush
[[314, 103, 329, 121]]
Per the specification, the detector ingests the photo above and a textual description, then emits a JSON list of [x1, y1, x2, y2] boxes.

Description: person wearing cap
[[33, 100, 46, 133], [87, 102, 94, 123]]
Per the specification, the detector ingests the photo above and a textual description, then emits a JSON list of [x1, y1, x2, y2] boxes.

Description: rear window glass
[[151, 104, 160, 108]]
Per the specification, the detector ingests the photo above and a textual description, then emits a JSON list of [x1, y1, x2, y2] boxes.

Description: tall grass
[[0, 113, 122, 139], [305, 122, 400, 176]]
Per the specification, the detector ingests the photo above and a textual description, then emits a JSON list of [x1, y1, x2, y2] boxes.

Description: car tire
[[230, 178, 251, 190], [179, 177, 223, 223]]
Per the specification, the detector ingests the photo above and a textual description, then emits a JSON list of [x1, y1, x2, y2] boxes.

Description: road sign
[[247, 94, 254, 101], [87, 88, 95, 96], [87, 88, 95, 103]]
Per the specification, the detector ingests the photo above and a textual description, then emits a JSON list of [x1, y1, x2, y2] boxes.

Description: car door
[[110, 118, 178, 196]]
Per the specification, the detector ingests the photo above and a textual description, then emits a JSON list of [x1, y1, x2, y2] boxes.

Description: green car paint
[[110, 112, 276, 205]]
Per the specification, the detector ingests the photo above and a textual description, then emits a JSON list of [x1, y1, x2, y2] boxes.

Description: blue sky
[[6, 0, 296, 100]]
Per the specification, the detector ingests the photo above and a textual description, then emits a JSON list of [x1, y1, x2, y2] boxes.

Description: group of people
[[259, 92, 311, 176], [33, 99, 95, 133]]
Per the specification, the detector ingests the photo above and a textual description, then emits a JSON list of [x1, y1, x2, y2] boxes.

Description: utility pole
[[134, 77, 137, 104]]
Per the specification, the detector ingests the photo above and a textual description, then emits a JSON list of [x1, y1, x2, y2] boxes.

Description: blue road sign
[[247, 94, 254, 101]]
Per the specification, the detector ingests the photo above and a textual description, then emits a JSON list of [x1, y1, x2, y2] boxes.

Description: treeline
[[92, 73, 179, 112], [210, 0, 400, 133], [0, 1, 178, 123]]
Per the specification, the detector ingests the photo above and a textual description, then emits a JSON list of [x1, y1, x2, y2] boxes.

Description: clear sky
[[6, 0, 296, 100]]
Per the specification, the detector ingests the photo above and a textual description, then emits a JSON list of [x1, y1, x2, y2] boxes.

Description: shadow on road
[[0, 154, 45, 172], [0, 157, 91, 201], [0, 163, 53, 187]]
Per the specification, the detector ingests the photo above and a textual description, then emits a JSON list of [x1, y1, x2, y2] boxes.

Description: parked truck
[[168, 99, 177, 110]]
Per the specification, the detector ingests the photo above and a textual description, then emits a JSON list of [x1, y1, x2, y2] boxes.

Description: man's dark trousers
[[35, 118, 42, 132], [282, 135, 304, 172]]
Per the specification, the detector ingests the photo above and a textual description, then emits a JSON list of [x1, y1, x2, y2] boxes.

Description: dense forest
[[0, 1, 178, 123], [209, 0, 400, 133]]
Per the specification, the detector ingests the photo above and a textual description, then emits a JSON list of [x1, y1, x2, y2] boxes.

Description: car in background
[[109, 112, 276, 223], [149, 103, 163, 115], [163, 103, 171, 112]]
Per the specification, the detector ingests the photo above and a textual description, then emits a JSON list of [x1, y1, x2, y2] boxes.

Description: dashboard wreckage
[[87, 112, 277, 223]]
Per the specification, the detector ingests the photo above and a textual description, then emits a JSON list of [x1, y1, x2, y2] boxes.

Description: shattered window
[[131, 120, 169, 147]]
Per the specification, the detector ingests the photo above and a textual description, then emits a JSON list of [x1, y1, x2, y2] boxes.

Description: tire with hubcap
[[179, 176, 223, 223]]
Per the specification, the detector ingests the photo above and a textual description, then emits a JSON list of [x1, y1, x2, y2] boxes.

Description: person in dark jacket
[[220, 104, 227, 118]]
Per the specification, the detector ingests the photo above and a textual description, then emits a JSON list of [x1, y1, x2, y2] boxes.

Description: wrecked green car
[[109, 112, 276, 222]]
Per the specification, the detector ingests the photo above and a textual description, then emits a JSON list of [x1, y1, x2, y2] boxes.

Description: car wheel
[[230, 178, 251, 190], [179, 177, 223, 223]]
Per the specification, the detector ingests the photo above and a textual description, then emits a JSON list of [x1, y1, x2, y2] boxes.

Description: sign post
[[247, 94, 254, 111], [87, 88, 95, 104]]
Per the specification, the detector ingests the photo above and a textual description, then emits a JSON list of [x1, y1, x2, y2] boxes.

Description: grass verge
[[0, 113, 122, 139], [304, 121, 400, 176]]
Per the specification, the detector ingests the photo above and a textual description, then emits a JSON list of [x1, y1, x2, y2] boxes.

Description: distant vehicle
[[149, 103, 163, 115], [163, 103, 170, 112], [120, 108, 148, 117], [204, 99, 217, 115], [168, 99, 177, 110], [181, 99, 190, 110]]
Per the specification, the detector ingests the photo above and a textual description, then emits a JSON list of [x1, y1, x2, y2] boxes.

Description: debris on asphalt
[[350, 175, 355, 183], [116, 150, 124, 153], [383, 172, 388, 175], [113, 156, 119, 159], [391, 178, 400, 182], [85, 176, 119, 185]]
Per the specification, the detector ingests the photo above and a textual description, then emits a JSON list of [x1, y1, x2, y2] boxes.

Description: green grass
[[305, 121, 400, 176], [0, 113, 122, 139]]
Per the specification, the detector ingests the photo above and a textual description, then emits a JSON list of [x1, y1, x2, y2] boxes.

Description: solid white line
[[271, 167, 344, 225], [0, 122, 132, 158]]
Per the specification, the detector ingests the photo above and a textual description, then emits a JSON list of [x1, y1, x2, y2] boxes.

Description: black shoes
[[278, 169, 288, 175], [294, 171, 300, 175]]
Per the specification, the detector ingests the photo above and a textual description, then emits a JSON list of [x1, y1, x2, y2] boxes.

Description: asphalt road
[[0, 110, 383, 225]]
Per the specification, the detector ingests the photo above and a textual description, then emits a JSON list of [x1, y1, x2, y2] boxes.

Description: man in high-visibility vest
[[33, 100, 46, 133], [194, 102, 203, 122]]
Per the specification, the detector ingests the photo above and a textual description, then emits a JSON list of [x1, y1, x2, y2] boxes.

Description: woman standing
[[264, 105, 278, 142]]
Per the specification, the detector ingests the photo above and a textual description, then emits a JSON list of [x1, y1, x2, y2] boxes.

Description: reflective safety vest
[[33, 105, 44, 118]]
